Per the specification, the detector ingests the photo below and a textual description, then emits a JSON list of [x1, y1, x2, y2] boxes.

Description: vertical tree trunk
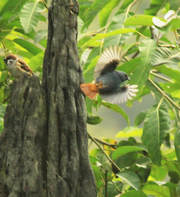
[[0, 77, 47, 197], [43, 0, 97, 196], [0, 0, 97, 196]]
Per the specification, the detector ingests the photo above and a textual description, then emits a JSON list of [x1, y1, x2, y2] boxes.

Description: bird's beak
[[4, 58, 7, 64], [128, 76, 131, 80]]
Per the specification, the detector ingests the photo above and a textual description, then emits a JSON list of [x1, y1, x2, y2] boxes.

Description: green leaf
[[82, 0, 109, 29], [156, 65, 180, 82], [78, 36, 92, 49], [82, 28, 136, 48], [13, 38, 42, 55], [0, 71, 9, 83], [125, 15, 154, 26], [99, 0, 120, 27], [0, 0, 7, 12], [87, 115, 102, 125], [102, 102, 130, 125], [152, 47, 180, 67], [165, 160, 180, 177], [169, 18, 180, 30], [19, 1, 44, 33], [112, 146, 145, 160], [158, 104, 171, 144], [142, 101, 170, 165], [134, 112, 146, 126], [116, 127, 142, 138], [78, 0, 92, 21], [130, 39, 156, 87], [150, 164, 168, 181], [113, 140, 139, 168], [117, 57, 141, 74], [82, 47, 100, 74], [118, 171, 141, 190], [142, 108, 161, 164], [174, 129, 180, 162], [143, 183, 170, 197], [106, 182, 123, 197], [0, 0, 29, 40], [28, 52, 44, 72], [121, 190, 147, 197], [169, 0, 180, 10], [145, 0, 165, 15], [89, 155, 104, 189], [0, 0, 27, 15], [83, 56, 99, 83], [121, 0, 134, 9]]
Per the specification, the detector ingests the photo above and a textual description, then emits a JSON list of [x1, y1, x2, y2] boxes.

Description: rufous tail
[[80, 83, 98, 99]]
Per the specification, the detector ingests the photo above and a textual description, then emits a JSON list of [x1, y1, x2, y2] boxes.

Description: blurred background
[[88, 95, 155, 138]]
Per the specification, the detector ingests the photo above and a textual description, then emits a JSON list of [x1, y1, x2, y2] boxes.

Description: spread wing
[[17, 59, 33, 75], [94, 46, 123, 79], [100, 85, 138, 104]]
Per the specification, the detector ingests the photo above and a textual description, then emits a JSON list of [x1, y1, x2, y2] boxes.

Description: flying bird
[[4, 54, 33, 78], [80, 46, 138, 104]]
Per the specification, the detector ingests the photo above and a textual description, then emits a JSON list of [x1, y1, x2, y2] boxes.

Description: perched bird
[[4, 54, 33, 78], [80, 46, 138, 104]]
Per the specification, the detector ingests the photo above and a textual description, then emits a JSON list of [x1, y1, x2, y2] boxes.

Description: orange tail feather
[[80, 83, 98, 99]]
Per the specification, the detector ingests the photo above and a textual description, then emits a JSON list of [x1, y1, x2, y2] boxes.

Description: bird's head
[[117, 71, 130, 82], [4, 54, 18, 66]]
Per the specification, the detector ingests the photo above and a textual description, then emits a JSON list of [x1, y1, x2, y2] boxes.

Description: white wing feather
[[101, 85, 138, 104], [94, 46, 122, 78]]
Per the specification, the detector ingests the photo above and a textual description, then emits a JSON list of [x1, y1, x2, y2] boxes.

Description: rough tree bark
[[0, 0, 97, 196]]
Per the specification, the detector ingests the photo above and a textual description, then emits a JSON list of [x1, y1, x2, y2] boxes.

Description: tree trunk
[[0, 0, 97, 196]]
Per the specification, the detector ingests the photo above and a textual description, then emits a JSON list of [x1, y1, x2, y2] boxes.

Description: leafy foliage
[[0, 0, 180, 196], [20, 0, 45, 33]]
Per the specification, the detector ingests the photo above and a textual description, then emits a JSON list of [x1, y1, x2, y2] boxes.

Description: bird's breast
[[96, 72, 121, 94]]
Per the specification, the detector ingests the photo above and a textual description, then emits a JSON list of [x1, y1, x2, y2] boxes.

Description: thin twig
[[124, 0, 137, 21], [41, 0, 48, 9], [148, 78, 180, 110], [135, 30, 148, 39], [85, 27, 106, 37], [122, 56, 129, 62], [174, 31, 179, 43], [88, 133, 121, 172], [131, 51, 139, 59], [158, 44, 176, 48], [150, 70, 173, 83], [93, 136, 117, 148], [156, 97, 164, 110]]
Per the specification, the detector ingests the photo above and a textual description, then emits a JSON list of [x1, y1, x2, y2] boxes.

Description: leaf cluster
[[78, 0, 180, 196]]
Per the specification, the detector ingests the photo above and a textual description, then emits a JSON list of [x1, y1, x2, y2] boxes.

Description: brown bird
[[4, 54, 33, 78], [80, 46, 138, 104]]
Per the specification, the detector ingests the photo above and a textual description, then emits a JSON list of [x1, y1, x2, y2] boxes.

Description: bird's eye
[[7, 59, 14, 64]]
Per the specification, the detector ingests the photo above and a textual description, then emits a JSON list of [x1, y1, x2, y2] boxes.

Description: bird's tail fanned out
[[80, 83, 98, 99]]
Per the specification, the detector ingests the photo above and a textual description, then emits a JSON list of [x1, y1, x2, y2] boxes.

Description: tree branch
[[148, 78, 180, 110], [89, 135, 117, 148], [88, 132, 120, 172], [150, 70, 173, 83]]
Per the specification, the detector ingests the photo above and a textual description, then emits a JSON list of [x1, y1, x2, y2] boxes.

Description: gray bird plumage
[[94, 46, 138, 104]]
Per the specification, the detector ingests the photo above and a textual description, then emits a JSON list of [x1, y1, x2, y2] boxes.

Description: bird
[[80, 46, 138, 104], [4, 54, 33, 78]]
